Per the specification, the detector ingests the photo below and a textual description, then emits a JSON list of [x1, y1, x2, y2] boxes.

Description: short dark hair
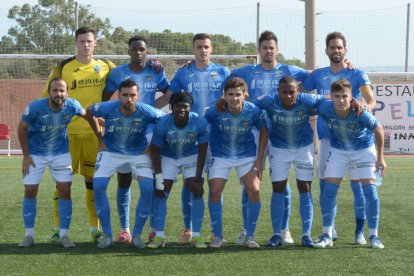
[[258, 30, 278, 47], [48, 78, 68, 94], [169, 92, 193, 110], [331, 79, 351, 94], [118, 79, 138, 91], [224, 77, 248, 93], [75, 26, 96, 40], [278, 76, 297, 87], [325, 31, 346, 48], [128, 35, 148, 47], [192, 33, 211, 44]]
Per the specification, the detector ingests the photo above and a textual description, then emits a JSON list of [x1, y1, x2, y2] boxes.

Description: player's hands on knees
[[215, 97, 227, 112], [350, 98, 364, 115], [147, 59, 164, 74], [22, 155, 35, 177], [190, 176, 204, 198]]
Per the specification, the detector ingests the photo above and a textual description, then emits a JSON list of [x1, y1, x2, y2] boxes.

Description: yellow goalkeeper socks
[[86, 188, 99, 228]]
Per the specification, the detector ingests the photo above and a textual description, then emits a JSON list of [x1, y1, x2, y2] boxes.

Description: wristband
[[155, 173, 164, 190]]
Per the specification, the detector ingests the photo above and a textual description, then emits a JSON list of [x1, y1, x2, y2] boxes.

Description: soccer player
[[104, 35, 169, 243], [313, 79, 385, 249], [17, 78, 84, 248], [229, 30, 309, 245], [85, 79, 163, 249], [156, 33, 231, 243], [39, 26, 116, 243], [147, 92, 209, 249], [303, 31, 376, 244], [253, 76, 326, 247], [206, 77, 268, 249]]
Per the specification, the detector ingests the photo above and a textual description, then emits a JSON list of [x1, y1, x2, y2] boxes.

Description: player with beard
[[303, 31, 376, 245]]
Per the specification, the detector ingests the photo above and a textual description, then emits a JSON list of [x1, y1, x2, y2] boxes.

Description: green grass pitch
[[0, 156, 413, 275]]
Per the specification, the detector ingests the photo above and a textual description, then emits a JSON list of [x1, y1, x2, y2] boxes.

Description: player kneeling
[[147, 92, 209, 249], [313, 79, 386, 249], [206, 77, 268, 249]]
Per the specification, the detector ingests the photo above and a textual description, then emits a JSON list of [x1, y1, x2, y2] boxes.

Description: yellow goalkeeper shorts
[[68, 134, 99, 178]]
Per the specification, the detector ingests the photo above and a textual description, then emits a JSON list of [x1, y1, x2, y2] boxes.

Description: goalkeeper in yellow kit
[[39, 27, 116, 242]]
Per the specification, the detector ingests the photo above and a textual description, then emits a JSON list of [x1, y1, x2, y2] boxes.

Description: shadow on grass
[[0, 241, 368, 255]]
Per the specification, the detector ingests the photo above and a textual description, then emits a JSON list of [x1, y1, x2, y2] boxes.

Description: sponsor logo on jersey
[[274, 70, 283, 77], [133, 118, 142, 125], [94, 64, 101, 74], [210, 72, 218, 79], [347, 123, 356, 129]]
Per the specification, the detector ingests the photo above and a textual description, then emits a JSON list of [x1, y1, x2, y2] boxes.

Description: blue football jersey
[[105, 63, 169, 106], [151, 112, 209, 159], [255, 93, 325, 149], [21, 97, 83, 156], [169, 62, 231, 117], [205, 101, 266, 159], [317, 101, 378, 151], [302, 67, 371, 140], [90, 101, 163, 155], [231, 63, 308, 100]]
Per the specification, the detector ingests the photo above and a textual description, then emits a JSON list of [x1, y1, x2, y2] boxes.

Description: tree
[[1, 0, 111, 54]]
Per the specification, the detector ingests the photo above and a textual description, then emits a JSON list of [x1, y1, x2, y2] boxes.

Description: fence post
[[405, 3, 410, 81]]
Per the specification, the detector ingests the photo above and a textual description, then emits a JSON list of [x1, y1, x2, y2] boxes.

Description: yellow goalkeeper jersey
[[40, 57, 115, 135]]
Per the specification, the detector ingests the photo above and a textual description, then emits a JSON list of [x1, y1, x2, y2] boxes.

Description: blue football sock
[[241, 186, 248, 229], [191, 193, 205, 233], [362, 184, 380, 230], [149, 190, 156, 230], [246, 200, 261, 237], [22, 197, 36, 229], [319, 178, 325, 206], [58, 199, 72, 230], [154, 192, 169, 232], [320, 182, 340, 227], [270, 192, 284, 235], [351, 181, 366, 232], [208, 200, 223, 238], [181, 185, 192, 230], [93, 177, 111, 237], [132, 178, 153, 237], [299, 192, 313, 235], [282, 184, 292, 230], [116, 186, 131, 229]]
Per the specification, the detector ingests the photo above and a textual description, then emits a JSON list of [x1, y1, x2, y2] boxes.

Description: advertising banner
[[372, 83, 414, 154]]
